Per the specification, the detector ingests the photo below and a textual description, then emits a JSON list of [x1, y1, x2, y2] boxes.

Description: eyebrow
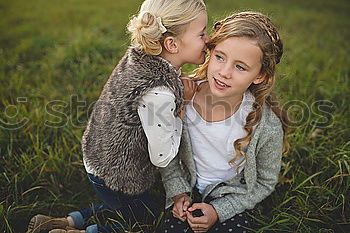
[[214, 49, 252, 69]]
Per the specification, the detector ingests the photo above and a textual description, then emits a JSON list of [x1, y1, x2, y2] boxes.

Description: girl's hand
[[171, 193, 191, 222], [186, 203, 218, 233], [180, 77, 197, 105], [178, 107, 185, 120]]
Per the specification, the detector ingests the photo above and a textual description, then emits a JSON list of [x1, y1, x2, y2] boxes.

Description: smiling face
[[207, 36, 265, 101], [176, 11, 209, 66]]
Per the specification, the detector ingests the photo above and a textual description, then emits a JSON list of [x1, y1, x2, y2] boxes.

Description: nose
[[218, 64, 232, 79], [204, 34, 210, 43]]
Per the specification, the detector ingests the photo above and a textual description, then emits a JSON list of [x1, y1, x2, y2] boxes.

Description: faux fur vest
[[82, 47, 183, 195]]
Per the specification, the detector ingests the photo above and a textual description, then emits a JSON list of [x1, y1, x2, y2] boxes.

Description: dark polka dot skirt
[[160, 208, 253, 233], [159, 188, 254, 233]]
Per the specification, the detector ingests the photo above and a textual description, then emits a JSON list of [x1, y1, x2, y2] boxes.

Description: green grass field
[[1, 0, 349, 232]]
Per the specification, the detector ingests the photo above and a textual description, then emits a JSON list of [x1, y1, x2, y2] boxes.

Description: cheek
[[196, 38, 205, 48], [207, 59, 219, 73], [207, 62, 215, 75], [237, 77, 255, 88]]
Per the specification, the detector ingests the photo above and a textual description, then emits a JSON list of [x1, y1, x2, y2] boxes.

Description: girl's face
[[176, 11, 209, 66], [207, 36, 264, 101]]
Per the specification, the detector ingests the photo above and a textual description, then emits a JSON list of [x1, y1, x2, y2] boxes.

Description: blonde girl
[[160, 11, 289, 233], [27, 0, 208, 232]]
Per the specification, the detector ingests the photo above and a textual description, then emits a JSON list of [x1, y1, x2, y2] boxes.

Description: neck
[[201, 83, 243, 113], [159, 52, 182, 71]]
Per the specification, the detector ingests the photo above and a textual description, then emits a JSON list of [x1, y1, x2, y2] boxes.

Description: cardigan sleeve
[[159, 124, 193, 202], [159, 154, 192, 201], [138, 87, 183, 168], [210, 124, 284, 222]]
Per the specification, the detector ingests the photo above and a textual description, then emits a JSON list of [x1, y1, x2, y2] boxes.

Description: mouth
[[213, 77, 230, 89]]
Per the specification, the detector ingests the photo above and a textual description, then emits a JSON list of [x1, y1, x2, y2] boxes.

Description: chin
[[193, 58, 205, 65], [210, 87, 223, 95], [197, 61, 205, 65], [195, 54, 206, 64], [208, 82, 220, 95]]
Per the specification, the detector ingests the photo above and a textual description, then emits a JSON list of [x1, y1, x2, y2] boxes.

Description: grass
[[0, 0, 349, 232]]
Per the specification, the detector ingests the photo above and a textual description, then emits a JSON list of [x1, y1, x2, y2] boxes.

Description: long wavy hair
[[194, 11, 290, 167]]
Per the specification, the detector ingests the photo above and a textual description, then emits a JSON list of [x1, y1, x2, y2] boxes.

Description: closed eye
[[200, 28, 208, 37]]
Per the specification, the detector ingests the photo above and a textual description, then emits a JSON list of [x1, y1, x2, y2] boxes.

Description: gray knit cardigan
[[160, 105, 284, 222], [82, 47, 183, 195]]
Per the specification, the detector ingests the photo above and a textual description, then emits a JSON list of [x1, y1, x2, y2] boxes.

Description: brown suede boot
[[49, 228, 86, 233], [26, 214, 69, 233]]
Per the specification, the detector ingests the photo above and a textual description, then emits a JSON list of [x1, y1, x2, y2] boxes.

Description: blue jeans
[[68, 173, 157, 233]]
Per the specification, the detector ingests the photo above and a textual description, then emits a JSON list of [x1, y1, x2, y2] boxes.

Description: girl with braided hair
[[27, 0, 209, 232], [160, 11, 289, 233]]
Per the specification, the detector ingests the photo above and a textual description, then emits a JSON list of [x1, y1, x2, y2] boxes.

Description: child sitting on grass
[[26, 0, 208, 232], [160, 11, 290, 233]]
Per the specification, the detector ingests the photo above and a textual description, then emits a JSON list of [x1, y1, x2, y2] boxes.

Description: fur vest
[[82, 47, 183, 195]]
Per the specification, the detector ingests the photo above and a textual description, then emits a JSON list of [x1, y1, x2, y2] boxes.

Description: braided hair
[[194, 11, 290, 167]]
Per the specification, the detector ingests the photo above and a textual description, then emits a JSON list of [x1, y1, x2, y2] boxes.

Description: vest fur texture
[[82, 47, 183, 195]]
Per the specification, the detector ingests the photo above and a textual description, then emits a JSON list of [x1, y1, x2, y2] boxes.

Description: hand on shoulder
[[180, 77, 197, 104]]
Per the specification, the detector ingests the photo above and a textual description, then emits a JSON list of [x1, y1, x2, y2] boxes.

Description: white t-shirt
[[185, 90, 254, 193]]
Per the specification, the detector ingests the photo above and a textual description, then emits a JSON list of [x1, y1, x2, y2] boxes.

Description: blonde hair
[[195, 11, 290, 167], [127, 0, 206, 55]]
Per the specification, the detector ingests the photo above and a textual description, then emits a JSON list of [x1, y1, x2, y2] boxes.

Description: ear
[[163, 36, 179, 54], [252, 73, 266, 84]]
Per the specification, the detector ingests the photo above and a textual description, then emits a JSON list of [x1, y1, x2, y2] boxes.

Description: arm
[[158, 146, 192, 200], [159, 151, 192, 221], [158, 121, 194, 200], [210, 125, 284, 222], [159, 125, 194, 221], [137, 88, 182, 167]]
